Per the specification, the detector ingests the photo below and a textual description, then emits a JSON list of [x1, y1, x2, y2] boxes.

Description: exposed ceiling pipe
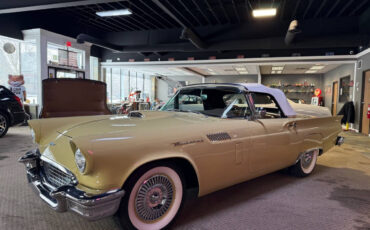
[[151, 0, 207, 49], [0, 0, 126, 14], [77, 33, 369, 53], [76, 33, 123, 52], [285, 20, 301, 45]]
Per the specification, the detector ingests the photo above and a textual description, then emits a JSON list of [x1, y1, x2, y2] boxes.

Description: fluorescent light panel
[[253, 8, 277, 18], [96, 9, 132, 17], [239, 71, 249, 74], [272, 66, 284, 71], [235, 67, 247, 71], [305, 70, 317, 73], [310, 65, 325, 70]]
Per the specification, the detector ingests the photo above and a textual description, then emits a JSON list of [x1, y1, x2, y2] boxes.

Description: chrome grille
[[43, 162, 74, 188], [207, 132, 231, 142]]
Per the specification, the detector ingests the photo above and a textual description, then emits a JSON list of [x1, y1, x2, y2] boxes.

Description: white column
[[256, 65, 262, 84]]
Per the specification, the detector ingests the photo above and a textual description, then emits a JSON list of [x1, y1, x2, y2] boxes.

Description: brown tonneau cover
[[41, 78, 111, 118]]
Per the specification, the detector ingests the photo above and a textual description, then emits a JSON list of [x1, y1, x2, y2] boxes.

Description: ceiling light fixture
[[272, 66, 284, 71], [310, 66, 325, 70], [235, 67, 247, 71], [253, 8, 277, 18], [271, 71, 276, 74], [305, 70, 317, 73], [239, 71, 249, 74], [277, 70, 282, 74], [96, 9, 132, 17]]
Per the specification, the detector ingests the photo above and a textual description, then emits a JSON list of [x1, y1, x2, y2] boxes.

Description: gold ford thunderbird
[[19, 83, 343, 230]]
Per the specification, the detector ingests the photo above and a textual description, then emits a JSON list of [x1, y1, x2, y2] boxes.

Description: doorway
[[361, 71, 370, 135], [332, 81, 339, 115]]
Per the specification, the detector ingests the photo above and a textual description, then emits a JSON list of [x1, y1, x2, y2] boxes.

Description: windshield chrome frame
[[161, 84, 256, 120]]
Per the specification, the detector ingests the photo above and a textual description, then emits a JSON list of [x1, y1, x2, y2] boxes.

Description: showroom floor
[[0, 127, 369, 230]]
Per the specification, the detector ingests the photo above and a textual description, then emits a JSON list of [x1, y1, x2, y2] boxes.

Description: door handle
[[287, 122, 297, 128]]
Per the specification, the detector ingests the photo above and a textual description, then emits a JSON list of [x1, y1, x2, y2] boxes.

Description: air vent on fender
[[128, 111, 143, 118], [207, 132, 231, 142]]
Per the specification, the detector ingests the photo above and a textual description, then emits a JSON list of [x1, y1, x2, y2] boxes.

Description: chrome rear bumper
[[19, 149, 125, 221]]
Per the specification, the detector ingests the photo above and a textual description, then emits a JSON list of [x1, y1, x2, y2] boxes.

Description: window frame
[[247, 92, 287, 119], [161, 85, 256, 120]]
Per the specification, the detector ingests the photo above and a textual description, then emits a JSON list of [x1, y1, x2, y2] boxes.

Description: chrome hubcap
[[301, 151, 314, 169], [0, 115, 6, 134], [135, 175, 174, 222]]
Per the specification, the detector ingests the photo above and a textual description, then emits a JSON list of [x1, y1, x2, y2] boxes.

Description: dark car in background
[[0, 86, 26, 137]]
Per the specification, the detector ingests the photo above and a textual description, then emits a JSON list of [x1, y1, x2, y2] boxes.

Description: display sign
[[58, 49, 68, 66], [68, 51, 78, 68], [367, 104, 370, 119]]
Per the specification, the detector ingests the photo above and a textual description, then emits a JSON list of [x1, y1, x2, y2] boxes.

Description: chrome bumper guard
[[19, 149, 125, 221], [335, 136, 344, 146]]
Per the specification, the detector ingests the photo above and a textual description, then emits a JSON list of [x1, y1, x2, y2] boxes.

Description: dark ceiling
[[1, 0, 370, 61]]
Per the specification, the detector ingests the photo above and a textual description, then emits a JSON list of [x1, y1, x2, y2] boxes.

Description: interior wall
[[205, 75, 258, 83], [323, 64, 355, 116], [261, 74, 323, 104], [355, 52, 370, 131]]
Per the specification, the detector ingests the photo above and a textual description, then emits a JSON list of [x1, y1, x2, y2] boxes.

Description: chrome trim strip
[[40, 155, 73, 176]]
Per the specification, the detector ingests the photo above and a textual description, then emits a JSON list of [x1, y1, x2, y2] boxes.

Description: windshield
[[161, 87, 252, 119]]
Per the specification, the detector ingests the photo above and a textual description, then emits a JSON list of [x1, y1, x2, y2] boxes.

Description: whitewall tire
[[290, 149, 319, 177], [118, 164, 185, 230]]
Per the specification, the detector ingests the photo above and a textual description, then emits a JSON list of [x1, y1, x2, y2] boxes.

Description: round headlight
[[30, 129, 36, 143], [75, 148, 86, 173]]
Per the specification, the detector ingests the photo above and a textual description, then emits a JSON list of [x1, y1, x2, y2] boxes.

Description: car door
[[247, 92, 299, 174]]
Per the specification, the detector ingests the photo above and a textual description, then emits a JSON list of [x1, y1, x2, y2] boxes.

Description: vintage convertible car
[[19, 83, 343, 230]]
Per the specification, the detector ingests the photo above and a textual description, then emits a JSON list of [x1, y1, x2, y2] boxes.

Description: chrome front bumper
[[19, 149, 125, 221]]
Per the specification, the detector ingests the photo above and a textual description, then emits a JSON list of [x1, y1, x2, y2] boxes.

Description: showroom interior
[[0, 0, 370, 230]]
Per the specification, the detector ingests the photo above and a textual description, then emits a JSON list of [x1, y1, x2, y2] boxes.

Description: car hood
[[58, 111, 216, 139]]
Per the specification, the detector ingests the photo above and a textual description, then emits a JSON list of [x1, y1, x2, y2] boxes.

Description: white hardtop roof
[[239, 83, 296, 117]]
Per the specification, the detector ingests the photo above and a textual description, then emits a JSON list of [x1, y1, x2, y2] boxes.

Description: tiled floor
[[0, 127, 369, 230]]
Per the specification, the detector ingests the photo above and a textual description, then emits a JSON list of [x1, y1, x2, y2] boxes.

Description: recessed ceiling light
[[272, 66, 284, 71], [277, 70, 282, 74], [305, 70, 317, 73], [96, 9, 132, 17], [253, 8, 277, 18], [310, 65, 325, 70], [235, 67, 247, 71], [239, 71, 249, 74], [271, 70, 276, 74]]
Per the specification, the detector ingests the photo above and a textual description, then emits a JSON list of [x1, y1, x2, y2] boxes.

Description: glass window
[[89, 56, 99, 80], [122, 69, 129, 101], [144, 75, 152, 101], [162, 87, 251, 119], [20, 41, 38, 104], [130, 72, 137, 92], [56, 71, 76, 78], [106, 68, 112, 103], [112, 68, 121, 103], [250, 93, 283, 118], [47, 43, 84, 69]]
